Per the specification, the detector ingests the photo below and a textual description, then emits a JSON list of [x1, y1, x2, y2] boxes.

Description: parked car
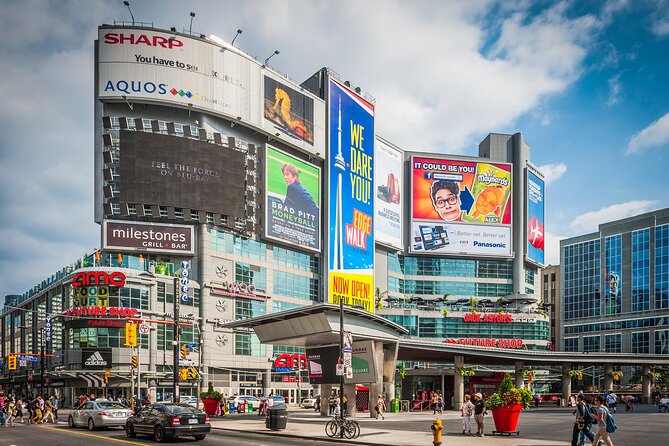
[[160, 396, 204, 410], [68, 401, 132, 430], [262, 395, 286, 404], [125, 403, 210, 442], [229, 395, 260, 411], [301, 398, 316, 408]]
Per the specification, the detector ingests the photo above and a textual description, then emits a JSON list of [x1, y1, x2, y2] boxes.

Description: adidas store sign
[[81, 348, 112, 369]]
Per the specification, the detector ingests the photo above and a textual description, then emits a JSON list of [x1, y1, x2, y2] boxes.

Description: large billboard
[[526, 169, 545, 265], [327, 79, 375, 313], [97, 28, 325, 158], [104, 220, 194, 254], [374, 138, 403, 249], [411, 157, 512, 257], [119, 130, 245, 217], [264, 145, 321, 252]]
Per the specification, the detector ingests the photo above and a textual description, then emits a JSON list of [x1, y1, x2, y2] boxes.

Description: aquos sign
[[211, 282, 266, 301]]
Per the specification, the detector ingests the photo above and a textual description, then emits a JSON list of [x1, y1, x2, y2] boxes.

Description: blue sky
[[1, 0, 668, 299]]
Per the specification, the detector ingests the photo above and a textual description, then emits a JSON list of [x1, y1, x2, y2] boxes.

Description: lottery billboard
[[327, 78, 375, 313], [374, 138, 403, 249], [264, 145, 321, 252], [526, 169, 545, 265], [410, 156, 512, 257]]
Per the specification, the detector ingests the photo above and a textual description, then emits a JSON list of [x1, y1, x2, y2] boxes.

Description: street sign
[[335, 364, 344, 376], [343, 357, 352, 368], [138, 323, 150, 335], [179, 359, 193, 366], [343, 331, 353, 353], [18, 356, 37, 362], [185, 343, 198, 349], [19, 360, 27, 367], [346, 367, 353, 379]]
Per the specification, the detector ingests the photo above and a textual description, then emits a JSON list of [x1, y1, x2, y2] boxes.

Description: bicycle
[[325, 415, 361, 439]]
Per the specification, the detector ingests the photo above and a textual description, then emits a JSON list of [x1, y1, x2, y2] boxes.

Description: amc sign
[[274, 353, 307, 372]]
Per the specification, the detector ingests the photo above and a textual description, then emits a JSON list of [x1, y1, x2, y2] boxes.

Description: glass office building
[[560, 208, 669, 382]]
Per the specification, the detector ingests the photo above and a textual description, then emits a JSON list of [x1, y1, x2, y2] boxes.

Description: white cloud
[[568, 200, 658, 234], [544, 230, 566, 266], [606, 74, 621, 106], [537, 163, 567, 184], [626, 112, 669, 154]]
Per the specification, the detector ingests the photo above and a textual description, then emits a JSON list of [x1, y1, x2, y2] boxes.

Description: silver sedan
[[68, 400, 132, 430]]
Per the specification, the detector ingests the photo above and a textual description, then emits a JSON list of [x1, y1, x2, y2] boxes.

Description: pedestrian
[[461, 394, 474, 435], [331, 395, 341, 419], [29, 397, 42, 424], [15, 399, 24, 424], [0, 396, 5, 427], [329, 391, 336, 416], [375, 395, 386, 420], [342, 394, 348, 415], [571, 394, 595, 446], [42, 397, 56, 423], [473, 393, 487, 437], [590, 395, 614, 446], [438, 393, 444, 414], [432, 392, 439, 414], [606, 391, 618, 414], [534, 390, 541, 408], [314, 394, 321, 412], [5, 399, 15, 427], [51, 395, 60, 421]]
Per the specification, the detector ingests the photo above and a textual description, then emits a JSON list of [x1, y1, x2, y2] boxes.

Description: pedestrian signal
[[7, 355, 17, 370], [131, 355, 138, 369], [181, 344, 187, 359]]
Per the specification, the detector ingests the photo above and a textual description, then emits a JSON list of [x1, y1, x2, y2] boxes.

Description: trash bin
[[238, 402, 246, 413], [391, 398, 400, 413], [229, 403, 236, 414], [247, 402, 254, 413], [265, 402, 288, 430]]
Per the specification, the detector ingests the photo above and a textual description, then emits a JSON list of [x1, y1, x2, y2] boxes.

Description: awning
[[80, 373, 104, 388], [355, 385, 369, 391]]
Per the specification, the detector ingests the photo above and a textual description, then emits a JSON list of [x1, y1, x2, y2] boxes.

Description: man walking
[[571, 394, 595, 446], [606, 391, 618, 414], [473, 393, 487, 437]]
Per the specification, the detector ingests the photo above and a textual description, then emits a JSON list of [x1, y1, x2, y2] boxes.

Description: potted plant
[[442, 308, 449, 317], [200, 382, 222, 415], [610, 371, 624, 382], [458, 367, 476, 377], [486, 373, 533, 433]]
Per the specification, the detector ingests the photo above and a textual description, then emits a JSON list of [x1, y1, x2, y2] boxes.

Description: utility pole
[[173, 275, 180, 404]]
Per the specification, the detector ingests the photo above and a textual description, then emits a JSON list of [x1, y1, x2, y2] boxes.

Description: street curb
[[212, 426, 382, 446]]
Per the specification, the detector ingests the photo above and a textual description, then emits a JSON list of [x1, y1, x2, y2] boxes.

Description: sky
[[1, 0, 668, 300]]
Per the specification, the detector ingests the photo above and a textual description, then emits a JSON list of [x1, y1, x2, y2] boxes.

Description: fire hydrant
[[431, 418, 443, 446]]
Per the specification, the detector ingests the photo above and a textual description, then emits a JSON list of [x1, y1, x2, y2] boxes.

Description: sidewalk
[[209, 408, 572, 445]]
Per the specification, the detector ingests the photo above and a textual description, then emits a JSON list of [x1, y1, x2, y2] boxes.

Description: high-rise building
[[559, 208, 669, 383], [540, 265, 561, 350]]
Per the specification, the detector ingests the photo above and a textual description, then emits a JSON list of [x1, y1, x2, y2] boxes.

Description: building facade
[[2, 23, 549, 406], [540, 265, 561, 350], [560, 208, 669, 384]]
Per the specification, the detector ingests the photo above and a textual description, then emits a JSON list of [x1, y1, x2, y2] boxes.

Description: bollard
[[431, 418, 443, 446]]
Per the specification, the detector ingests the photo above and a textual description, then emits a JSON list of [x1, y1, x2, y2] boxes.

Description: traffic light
[[179, 368, 188, 381], [7, 355, 17, 370], [131, 355, 138, 369], [125, 322, 137, 347], [181, 344, 187, 359], [102, 376, 109, 385]]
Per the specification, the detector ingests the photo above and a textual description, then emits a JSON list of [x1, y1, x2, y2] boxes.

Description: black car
[[125, 403, 210, 442]]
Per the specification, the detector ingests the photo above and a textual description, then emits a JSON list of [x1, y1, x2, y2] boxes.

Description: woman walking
[[375, 395, 386, 420], [590, 395, 614, 446], [462, 394, 475, 435]]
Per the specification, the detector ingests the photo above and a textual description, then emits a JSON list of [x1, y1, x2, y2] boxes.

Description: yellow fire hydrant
[[431, 418, 443, 446]]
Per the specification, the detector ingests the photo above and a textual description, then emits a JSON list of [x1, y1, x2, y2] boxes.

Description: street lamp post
[[40, 327, 45, 396]]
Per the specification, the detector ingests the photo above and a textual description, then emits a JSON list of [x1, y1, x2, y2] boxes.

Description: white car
[[68, 401, 131, 430], [301, 398, 316, 408], [160, 396, 204, 410]]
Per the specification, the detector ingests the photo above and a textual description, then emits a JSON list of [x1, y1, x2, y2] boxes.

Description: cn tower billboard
[[327, 79, 375, 313]]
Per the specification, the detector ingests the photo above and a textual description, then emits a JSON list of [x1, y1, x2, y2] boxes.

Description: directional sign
[[185, 343, 198, 349], [138, 323, 150, 335], [18, 356, 38, 362]]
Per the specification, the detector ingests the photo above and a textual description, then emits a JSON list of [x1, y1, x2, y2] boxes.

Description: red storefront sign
[[65, 306, 138, 318], [463, 313, 513, 323], [445, 338, 524, 349], [71, 271, 127, 288], [274, 353, 307, 372]]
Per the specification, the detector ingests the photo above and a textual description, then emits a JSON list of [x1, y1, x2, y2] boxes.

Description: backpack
[[605, 408, 618, 433], [581, 403, 591, 422]]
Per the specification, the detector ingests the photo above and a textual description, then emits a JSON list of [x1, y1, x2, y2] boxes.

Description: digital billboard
[[374, 138, 403, 249], [263, 75, 315, 146], [97, 27, 325, 158], [306, 340, 375, 384], [119, 130, 245, 217], [327, 79, 375, 313], [264, 145, 321, 252], [411, 156, 512, 257], [526, 169, 545, 265]]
